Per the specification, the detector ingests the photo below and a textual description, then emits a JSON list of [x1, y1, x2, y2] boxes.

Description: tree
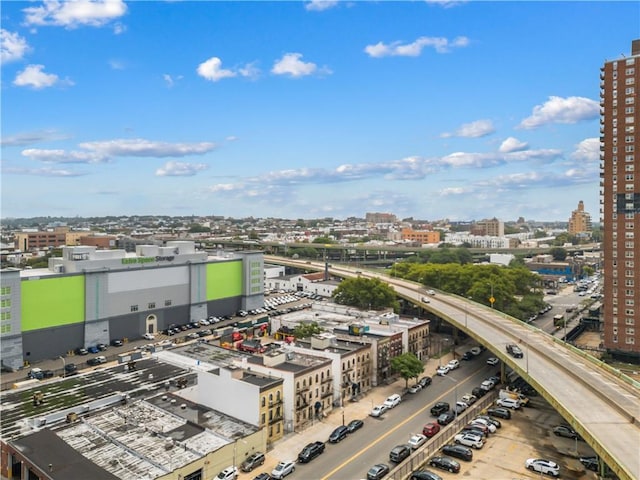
[[550, 247, 567, 261], [391, 352, 424, 388], [293, 322, 322, 339], [332, 277, 399, 311]]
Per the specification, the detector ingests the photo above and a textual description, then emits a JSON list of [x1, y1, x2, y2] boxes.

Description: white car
[[454, 433, 484, 449], [496, 398, 520, 409], [143, 333, 155, 340], [470, 347, 482, 356], [426, 289, 436, 295], [216, 466, 238, 480], [271, 461, 295, 479], [480, 379, 495, 391], [470, 418, 497, 433], [384, 394, 402, 409], [454, 401, 469, 414], [461, 394, 477, 405], [486, 357, 499, 366], [525, 458, 560, 477], [370, 404, 388, 417], [447, 359, 460, 370], [408, 383, 422, 394], [436, 365, 450, 376], [408, 433, 427, 449]]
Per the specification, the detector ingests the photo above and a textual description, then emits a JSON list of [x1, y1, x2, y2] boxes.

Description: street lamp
[[444, 375, 459, 419], [59, 356, 65, 378]]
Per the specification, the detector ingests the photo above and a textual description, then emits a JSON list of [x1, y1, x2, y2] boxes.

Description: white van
[[496, 397, 520, 409], [384, 393, 402, 409]]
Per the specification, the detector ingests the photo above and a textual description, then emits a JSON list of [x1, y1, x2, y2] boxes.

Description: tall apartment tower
[[600, 39, 640, 358]]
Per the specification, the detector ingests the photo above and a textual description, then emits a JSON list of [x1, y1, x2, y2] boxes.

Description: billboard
[[21, 276, 85, 331], [206, 261, 242, 300]]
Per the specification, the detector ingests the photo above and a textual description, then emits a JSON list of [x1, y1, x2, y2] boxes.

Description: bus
[[553, 314, 565, 327]]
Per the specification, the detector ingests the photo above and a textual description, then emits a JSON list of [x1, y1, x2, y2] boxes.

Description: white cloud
[[1, 29, 30, 65], [364, 36, 469, 57], [2, 165, 87, 177], [499, 137, 528, 153], [424, 0, 467, 7], [23, 0, 128, 28], [156, 161, 209, 176], [197, 56, 236, 82], [238, 62, 260, 80], [13, 64, 73, 89], [570, 137, 600, 162], [305, 1, 338, 11], [271, 53, 331, 78], [108, 59, 125, 70], [517, 96, 600, 129], [1, 129, 69, 147], [163, 73, 183, 87], [440, 119, 495, 138], [22, 138, 217, 164]]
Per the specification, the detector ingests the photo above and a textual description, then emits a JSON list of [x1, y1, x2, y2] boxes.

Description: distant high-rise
[[568, 200, 592, 236], [600, 39, 640, 358]]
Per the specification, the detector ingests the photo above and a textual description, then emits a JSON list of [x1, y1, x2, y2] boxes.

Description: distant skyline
[[1, 1, 638, 221]]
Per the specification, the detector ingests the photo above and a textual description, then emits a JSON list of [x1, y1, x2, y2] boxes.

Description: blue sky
[[1, 1, 638, 222]]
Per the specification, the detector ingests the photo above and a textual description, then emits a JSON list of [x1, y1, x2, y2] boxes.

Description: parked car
[[64, 363, 78, 376], [347, 419, 364, 433], [441, 444, 473, 462], [461, 351, 473, 361], [383, 393, 402, 409], [471, 387, 487, 398], [525, 458, 560, 477], [506, 344, 524, 358], [454, 401, 469, 415], [389, 444, 412, 463], [110, 339, 123, 347], [487, 407, 511, 419], [143, 333, 155, 340], [87, 356, 107, 366], [486, 357, 499, 366], [422, 422, 440, 438], [496, 398, 520, 409], [411, 472, 442, 480], [475, 415, 501, 428], [437, 412, 456, 426], [553, 425, 582, 440], [470, 418, 497, 433], [241, 452, 265, 472], [447, 359, 460, 370], [328, 425, 349, 443], [436, 365, 450, 376], [96, 343, 108, 351], [454, 433, 484, 449], [370, 405, 388, 418], [252, 474, 271, 480], [418, 376, 432, 388], [480, 379, 495, 391], [579, 456, 599, 472], [470, 346, 482, 356], [88, 345, 100, 354], [74, 347, 88, 355], [271, 461, 295, 479], [460, 394, 477, 405], [426, 289, 436, 295], [366, 463, 390, 480], [430, 402, 449, 416], [297, 441, 325, 463], [429, 456, 461, 473], [408, 383, 422, 394], [216, 466, 238, 480], [408, 433, 427, 449]]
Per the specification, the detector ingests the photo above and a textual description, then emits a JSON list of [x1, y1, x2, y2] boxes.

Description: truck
[[553, 314, 565, 327], [238, 339, 266, 354], [499, 389, 529, 407]]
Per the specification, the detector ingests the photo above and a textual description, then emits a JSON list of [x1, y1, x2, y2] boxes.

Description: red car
[[423, 422, 441, 438]]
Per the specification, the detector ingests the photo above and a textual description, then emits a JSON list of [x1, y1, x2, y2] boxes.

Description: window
[[625, 107, 635, 114], [0, 324, 11, 334], [626, 154, 635, 162], [625, 136, 635, 143], [625, 164, 635, 171], [165, 299, 172, 306], [0, 286, 10, 295], [626, 289, 634, 296], [0, 312, 11, 321], [625, 278, 635, 286], [626, 97, 635, 105], [625, 309, 635, 317], [148, 302, 155, 309], [0, 299, 10, 307], [131, 305, 138, 312], [625, 87, 635, 95], [626, 68, 635, 75], [626, 317, 635, 325], [625, 336, 635, 345], [625, 299, 635, 306], [626, 222, 635, 230]]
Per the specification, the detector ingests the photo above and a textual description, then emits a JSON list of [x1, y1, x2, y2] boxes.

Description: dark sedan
[[553, 425, 582, 440], [429, 456, 460, 473], [297, 441, 325, 463], [329, 425, 349, 443], [366, 463, 390, 480], [437, 412, 455, 426], [347, 419, 364, 433]]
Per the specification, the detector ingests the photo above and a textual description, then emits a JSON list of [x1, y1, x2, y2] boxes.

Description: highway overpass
[[265, 255, 640, 480]]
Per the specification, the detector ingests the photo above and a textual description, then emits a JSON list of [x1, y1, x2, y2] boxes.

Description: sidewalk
[[240, 352, 455, 479]]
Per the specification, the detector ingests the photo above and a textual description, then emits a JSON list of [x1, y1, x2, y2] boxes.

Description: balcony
[[321, 390, 333, 399], [321, 376, 333, 384], [268, 413, 284, 424]]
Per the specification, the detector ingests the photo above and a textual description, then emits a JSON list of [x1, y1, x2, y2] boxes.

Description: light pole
[[444, 375, 458, 419], [59, 356, 65, 378]]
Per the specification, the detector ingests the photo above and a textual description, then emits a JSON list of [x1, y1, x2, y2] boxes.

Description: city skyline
[[1, 1, 638, 221]]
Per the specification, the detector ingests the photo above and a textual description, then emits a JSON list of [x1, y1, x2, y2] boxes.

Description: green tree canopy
[[550, 247, 568, 261], [293, 322, 323, 339], [391, 352, 425, 387], [332, 277, 399, 311]]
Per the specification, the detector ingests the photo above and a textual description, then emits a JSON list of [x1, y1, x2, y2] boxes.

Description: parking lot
[[415, 396, 599, 480]]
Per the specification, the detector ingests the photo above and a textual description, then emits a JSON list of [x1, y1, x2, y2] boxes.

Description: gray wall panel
[[22, 324, 85, 363]]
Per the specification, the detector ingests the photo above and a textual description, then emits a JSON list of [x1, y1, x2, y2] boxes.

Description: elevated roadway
[[265, 255, 640, 480]]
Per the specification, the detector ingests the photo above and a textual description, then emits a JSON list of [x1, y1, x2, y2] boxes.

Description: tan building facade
[[600, 39, 640, 356], [401, 228, 440, 244], [568, 200, 592, 235]]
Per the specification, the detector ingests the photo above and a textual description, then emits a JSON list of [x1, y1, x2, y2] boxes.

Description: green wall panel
[[206, 261, 242, 300], [22, 276, 85, 331]]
